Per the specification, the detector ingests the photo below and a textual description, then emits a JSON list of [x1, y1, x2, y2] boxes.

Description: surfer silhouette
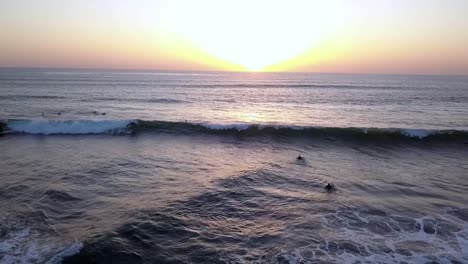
[[325, 183, 335, 192], [297, 155, 303, 160]]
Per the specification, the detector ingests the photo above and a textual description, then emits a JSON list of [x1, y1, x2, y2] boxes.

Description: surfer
[[325, 183, 335, 192], [57, 112, 61, 115], [297, 155, 303, 160]]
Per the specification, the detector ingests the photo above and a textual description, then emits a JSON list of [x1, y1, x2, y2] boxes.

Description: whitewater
[[1, 68, 468, 263], [2, 119, 468, 142]]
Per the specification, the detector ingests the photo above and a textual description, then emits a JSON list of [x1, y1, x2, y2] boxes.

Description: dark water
[[1, 69, 468, 263]]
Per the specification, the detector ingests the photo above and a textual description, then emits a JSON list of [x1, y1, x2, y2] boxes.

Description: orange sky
[[1, 0, 467, 75]]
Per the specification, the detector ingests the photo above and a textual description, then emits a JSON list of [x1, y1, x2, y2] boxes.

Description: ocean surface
[[1, 68, 468, 263]]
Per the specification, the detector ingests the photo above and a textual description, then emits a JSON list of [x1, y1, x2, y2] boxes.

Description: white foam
[[0, 227, 35, 263], [313, 209, 468, 264], [202, 123, 253, 131], [401, 128, 434, 138], [45, 242, 83, 264], [0, 216, 82, 264], [0, 226, 56, 264], [6, 119, 132, 135], [282, 249, 304, 264]]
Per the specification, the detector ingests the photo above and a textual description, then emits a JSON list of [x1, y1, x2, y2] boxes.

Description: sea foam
[[4, 119, 132, 134]]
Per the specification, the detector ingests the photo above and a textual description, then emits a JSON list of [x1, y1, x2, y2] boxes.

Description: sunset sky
[[1, 0, 467, 74]]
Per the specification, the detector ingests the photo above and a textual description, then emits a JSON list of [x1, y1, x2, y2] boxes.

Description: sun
[[165, 1, 342, 71]]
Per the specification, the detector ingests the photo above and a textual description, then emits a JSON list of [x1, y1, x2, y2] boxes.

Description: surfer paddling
[[325, 183, 335, 192]]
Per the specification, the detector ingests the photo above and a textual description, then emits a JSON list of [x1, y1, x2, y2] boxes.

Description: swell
[[82, 97, 190, 104], [0, 95, 190, 104], [0, 95, 67, 100], [1, 119, 468, 142], [172, 83, 414, 90], [0, 81, 422, 90]]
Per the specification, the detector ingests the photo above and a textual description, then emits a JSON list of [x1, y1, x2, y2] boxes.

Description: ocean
[[1, 68, 468, 263]]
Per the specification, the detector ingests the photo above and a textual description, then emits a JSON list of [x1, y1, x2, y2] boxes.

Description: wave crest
[[1, 119, 467, 141], [1, 119, 132, 135]]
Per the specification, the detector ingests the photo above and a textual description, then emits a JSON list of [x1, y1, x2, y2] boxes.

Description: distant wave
[[1, 119, 468, 142], [82, 97, 190, 104], [0, 81, 419, 90], [43, 71, 216, 76], [0, 95, 67, 100], [175, 83, 403, 89]]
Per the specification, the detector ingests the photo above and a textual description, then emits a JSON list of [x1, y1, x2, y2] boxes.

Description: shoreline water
[[1, 133, 468, 263]]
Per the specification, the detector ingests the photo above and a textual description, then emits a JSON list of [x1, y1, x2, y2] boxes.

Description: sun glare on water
[[166, 1, 343, 71]]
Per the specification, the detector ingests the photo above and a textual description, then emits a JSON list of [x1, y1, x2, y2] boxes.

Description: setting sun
[[166, 1, 343, 71]]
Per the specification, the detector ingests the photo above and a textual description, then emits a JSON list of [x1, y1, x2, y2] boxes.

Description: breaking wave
[[0, 119, 132, 135], [1, 119, 467, 141]]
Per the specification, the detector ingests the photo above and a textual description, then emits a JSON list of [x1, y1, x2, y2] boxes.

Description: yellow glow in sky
[[0, 0, 467, 74], [166, 1, 344, 71]]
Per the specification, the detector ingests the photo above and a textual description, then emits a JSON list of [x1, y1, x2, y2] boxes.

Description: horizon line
[[0, 66, 467, 78]]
